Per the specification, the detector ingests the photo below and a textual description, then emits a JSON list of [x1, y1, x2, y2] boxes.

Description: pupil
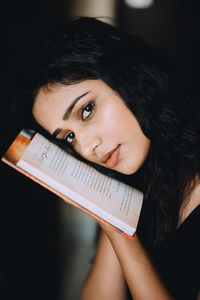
[[86, 103, 92, 111], [66, 132, 75, 144]]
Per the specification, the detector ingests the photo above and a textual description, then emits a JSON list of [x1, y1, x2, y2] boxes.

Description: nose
[[76, 130, 102, 159]]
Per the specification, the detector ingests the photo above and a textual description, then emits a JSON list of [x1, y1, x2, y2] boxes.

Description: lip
[[100, 145, 120, 168]]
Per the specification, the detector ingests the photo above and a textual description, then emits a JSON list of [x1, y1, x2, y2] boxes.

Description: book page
[[17, 133, 143, 231]]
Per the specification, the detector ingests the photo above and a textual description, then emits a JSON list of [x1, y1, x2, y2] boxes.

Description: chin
[[117, 161, 143, 175], [116, 166, 137, 175], [120, 169, 136, 175]]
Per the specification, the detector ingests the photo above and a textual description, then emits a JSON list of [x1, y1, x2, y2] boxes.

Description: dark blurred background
[[0, 1, 199, 299]]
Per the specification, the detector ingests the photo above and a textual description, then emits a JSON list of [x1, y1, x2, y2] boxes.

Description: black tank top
[[126, 205, 200, 299]]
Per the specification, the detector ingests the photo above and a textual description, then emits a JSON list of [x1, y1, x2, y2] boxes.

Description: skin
[[33, 79, 200, 299], [33, 79, 150, 175]]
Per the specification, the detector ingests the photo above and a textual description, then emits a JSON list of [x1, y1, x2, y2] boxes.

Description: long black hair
[[20, 17, 200, 246]]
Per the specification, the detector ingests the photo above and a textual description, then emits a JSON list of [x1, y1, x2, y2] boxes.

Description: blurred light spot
[[124, 0, 153, 9]]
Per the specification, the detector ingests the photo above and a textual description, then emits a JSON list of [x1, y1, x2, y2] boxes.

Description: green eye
[[82, 102, 95, 120], [66, 132, 75, 144]]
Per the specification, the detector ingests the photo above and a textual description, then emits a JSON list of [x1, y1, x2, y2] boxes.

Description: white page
[[17, 133, 143, 233]]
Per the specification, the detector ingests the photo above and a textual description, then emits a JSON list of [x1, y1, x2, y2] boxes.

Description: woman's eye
[[65, 132, 75, 145], [82, 102, 95, 120]]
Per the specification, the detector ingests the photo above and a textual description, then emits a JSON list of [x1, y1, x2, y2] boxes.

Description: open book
[[1, 129, 143, 239]]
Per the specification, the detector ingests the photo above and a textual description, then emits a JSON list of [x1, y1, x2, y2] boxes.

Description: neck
[[178, 179, 200, 226]]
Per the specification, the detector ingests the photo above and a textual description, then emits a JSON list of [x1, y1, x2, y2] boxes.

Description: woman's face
[[33, 79, 150, 175]]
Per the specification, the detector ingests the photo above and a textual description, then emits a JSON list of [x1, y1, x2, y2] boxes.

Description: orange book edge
[[1, 132, 135, 239]]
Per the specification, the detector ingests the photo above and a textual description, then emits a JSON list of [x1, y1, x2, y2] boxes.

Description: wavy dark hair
[[20, 17, 200, 246]]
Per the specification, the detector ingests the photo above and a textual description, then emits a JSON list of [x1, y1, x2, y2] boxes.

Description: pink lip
[[100, 145, 120, 168]]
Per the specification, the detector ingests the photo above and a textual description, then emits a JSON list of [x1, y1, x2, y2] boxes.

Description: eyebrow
[[52, 91, 89, 138], [62, 91, 89, 120], [52, 128, 62, 138]]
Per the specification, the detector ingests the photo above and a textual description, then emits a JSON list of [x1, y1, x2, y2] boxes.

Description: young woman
[[22, 17, 200, 299]]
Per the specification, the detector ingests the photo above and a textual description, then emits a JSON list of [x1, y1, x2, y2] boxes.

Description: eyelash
[[65, 101, 95, 145]]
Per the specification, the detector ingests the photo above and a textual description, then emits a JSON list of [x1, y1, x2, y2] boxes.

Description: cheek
[[118, 139, 150, 175], [97, 105, 129, 135]]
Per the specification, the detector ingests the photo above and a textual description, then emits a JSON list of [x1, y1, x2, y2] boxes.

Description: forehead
[[32, 85, 67, 127], [32, 79, 102, 130], [34, 79, 101, 106]]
